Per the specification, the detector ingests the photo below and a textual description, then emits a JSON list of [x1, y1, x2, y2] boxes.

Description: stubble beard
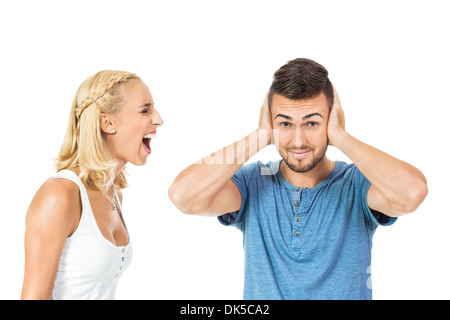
[[281, 144, 328, 173]]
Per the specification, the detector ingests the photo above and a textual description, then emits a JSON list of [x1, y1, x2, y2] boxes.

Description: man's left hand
[[327, 86, 346, 147]]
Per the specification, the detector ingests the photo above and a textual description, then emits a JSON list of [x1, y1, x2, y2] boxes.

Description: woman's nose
[[152, 109, 163, 126]]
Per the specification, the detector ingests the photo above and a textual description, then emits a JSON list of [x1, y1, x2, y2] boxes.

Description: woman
[[21, 70, 163, 299]]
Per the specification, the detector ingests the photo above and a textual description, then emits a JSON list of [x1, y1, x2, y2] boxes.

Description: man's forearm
[[333, 130, 428, 214], [169, 129, 271, 213], [201, 128, 271, 167]]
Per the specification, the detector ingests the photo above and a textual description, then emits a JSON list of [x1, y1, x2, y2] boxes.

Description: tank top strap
[[52, 170, 89, 198], [113, 191, 122, 213]]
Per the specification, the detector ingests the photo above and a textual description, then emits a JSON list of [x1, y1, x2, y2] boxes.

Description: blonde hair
[[55, 70, 140, 192]]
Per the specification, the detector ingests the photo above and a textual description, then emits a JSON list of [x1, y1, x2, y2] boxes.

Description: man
[[168, 58, 428, 299]]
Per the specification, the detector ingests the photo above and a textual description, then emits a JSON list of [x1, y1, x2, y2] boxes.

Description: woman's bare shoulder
[[25, 176, 82, 236]]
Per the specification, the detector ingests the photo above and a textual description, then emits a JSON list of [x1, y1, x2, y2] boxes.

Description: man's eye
[[307, 122, 318, 127], [280, 122, 290, 128]]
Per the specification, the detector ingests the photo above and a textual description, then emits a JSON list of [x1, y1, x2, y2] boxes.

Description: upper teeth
[[144, 133, 156, 139]]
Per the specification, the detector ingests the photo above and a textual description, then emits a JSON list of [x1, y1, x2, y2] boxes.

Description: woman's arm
[[21, 178, 81, 299]]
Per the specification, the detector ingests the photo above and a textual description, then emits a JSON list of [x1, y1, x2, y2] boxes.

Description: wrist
[[255, 128, 272, 150]]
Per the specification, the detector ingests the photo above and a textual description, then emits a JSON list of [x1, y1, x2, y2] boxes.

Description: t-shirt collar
[[275, 159, 343, 193]]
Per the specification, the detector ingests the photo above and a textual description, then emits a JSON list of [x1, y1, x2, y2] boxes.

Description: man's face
[[271, 93, 330, 173]]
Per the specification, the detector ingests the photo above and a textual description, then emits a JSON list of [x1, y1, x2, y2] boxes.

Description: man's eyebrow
[[274, 113, 323, 121], [302, 112, 323, 120], [274, 114, 293, 121]]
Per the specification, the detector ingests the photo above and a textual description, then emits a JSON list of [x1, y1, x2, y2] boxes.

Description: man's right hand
[[258, 92, 273, 146], [258, 92, 272, 129]]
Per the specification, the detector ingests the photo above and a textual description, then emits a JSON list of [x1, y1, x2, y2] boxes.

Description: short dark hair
[[269, 58, 334, 110]]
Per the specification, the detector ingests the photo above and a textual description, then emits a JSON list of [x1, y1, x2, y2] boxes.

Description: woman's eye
[[141, 108, 150, 114]]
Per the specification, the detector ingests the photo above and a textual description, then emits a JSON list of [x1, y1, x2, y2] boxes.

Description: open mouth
[[142, 132, 156, 154]]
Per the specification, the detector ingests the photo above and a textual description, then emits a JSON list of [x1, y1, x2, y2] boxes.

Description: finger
[[333, 86, 340, 101], [263, 91, 270, 109], [331, 86, 342, 110]]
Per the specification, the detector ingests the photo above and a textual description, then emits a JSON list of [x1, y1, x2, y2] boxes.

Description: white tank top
[[50, 170, 132, 300]]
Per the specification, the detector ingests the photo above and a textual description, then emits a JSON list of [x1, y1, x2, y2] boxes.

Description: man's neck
[[280, 157, 334, 188]]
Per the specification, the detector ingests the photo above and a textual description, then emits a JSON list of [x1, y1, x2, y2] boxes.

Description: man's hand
[[327, 87, 346, 147], [258, 91, 272, 129], [258, 92, 273, 146]]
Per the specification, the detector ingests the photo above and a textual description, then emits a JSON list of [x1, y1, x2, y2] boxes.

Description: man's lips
[[288, 149, 311, 159]]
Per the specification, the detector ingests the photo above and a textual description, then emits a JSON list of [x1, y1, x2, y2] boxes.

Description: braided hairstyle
[[55, 70, 140, 191]]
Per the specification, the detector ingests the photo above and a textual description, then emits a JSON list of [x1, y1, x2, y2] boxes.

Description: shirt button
[[122, 257, 125, 262], [293, 201, 299, 207], [295, 231, 300, 236], [297, 217, 302, 222], [296, 187, 301, 192], [122, 248, 125, 253]]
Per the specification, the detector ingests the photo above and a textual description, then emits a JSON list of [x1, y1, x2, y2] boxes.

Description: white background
[[1, 0, 448, 299]]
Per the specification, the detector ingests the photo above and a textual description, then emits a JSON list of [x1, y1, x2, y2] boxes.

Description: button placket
[[292, 187, 302, 211], [291, 188, 303, 250]]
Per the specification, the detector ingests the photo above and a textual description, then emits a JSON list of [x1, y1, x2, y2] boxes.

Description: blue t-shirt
[[219, 160, 396, 300]]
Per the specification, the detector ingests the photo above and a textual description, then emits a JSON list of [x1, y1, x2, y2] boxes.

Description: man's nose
[[293, 127, 306, 147]]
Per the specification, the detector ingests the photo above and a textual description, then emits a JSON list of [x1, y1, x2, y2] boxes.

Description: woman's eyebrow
[[139, 102, 153, 108]]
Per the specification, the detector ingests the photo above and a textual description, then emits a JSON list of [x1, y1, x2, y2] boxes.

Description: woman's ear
[[99, 114, 116, 134]]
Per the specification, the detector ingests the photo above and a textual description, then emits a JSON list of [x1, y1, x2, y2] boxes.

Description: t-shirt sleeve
[[354, 167, 397, 229], [218, 163, 256, 231]]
